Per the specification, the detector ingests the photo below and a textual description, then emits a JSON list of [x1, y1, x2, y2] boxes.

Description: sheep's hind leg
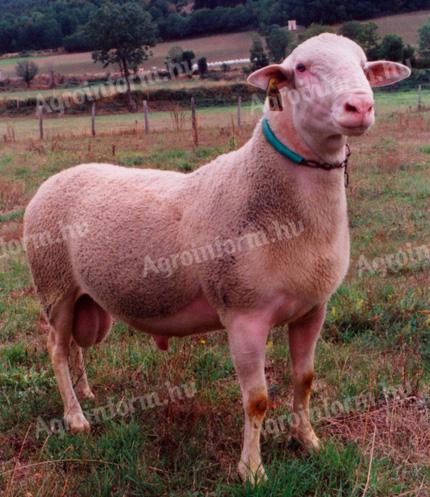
[[47, 301, 90, 434], [288, 305, 325, 451], [69, 339, 95, 401]]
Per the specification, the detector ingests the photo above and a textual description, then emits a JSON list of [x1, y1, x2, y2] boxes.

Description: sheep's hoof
[[77, 387, 96, 401], [64, 412, 91, 434], [238, 460, 267, 485], [289, 429, 321, 453]]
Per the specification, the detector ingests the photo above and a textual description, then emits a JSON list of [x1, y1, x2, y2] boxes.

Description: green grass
[[374, 88, 430, 112], [1, 103, 258, 139], [0, 209, 24, 223], [0, 55, 45, 67], [0, 97, 429, 496]]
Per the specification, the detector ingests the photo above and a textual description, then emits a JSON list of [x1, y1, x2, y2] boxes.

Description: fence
[[3, 96, 246, 143]]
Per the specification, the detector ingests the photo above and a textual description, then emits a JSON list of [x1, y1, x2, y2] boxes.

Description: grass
[[0, 55, 46, 67], [0, 94, 429, 496], [1, 102, 261, 139]]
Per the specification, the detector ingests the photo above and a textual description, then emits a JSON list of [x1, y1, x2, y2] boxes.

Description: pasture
[[0, 92, 429, 496], [1, 89, 429, 141]]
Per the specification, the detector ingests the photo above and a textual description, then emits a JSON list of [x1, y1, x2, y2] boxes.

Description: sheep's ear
[[365, 61, 411, 87], [247, 64, 293, 90]]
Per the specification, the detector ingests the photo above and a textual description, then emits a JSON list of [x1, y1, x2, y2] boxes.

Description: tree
[[166, 46, 184, 76], [16, 60, 39, 88], [0, 20, 14, 55], [265, 25, 291, 62], [197, 57, 208, 78], [158, 14, 190, 40], [339, 21, 380, 60], [339, 21, 363, 41], [63, 28, 92, 53], [250, 36, 268, 71], [419, 21, 430, 59], [167, 46, 184, 64], [166, 47, 195, 76], [298, 23, 333, 43], [182, 50, 196, 73], [403, 44, 416, 66], [85, 1, 157, 111], [380, 34, 405, 62], [358, 22, 380, 60]]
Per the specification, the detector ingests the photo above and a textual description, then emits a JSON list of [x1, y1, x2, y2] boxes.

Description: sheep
[[24, 33, 410, 484]]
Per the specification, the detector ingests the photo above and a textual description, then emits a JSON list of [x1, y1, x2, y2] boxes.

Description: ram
[[24, 34, 410, 483]]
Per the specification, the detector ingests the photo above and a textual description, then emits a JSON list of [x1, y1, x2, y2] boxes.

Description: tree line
[[250, 20, 430, 69], [0, 0, 429, 54]]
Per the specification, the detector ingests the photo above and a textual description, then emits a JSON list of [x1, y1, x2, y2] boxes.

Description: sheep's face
[[248, 33, 411, 137]]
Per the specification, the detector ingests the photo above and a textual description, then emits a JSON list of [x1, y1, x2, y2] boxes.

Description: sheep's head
[[248, 33, 411, 137]]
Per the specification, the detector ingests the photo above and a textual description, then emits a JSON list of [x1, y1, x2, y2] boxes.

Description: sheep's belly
[[122, 290, 315, 342], [123, 293, 222, 338]]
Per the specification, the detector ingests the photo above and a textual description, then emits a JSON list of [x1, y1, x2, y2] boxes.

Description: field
[[0, 31, 258, 78], [0, 92, 429, 496], [374, 10, 430, 45], [0, 9, 430, 79], [1, 89, 429, 140]]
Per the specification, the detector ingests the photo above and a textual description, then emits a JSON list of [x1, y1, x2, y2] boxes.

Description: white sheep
[[24, 33, 410, 484]]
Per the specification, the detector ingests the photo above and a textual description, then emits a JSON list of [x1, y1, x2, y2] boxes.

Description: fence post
[[191, 96, 198, 147], [91, 102, 96, 137], [37, 104, 44, 140], [143, 100, 149, 134], [417, 84, 422, 111], [237, 96, 241, 128]]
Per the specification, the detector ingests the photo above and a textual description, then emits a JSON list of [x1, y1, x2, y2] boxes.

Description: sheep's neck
[[245, 110, 348, 232], [267, 107, 347, 166]]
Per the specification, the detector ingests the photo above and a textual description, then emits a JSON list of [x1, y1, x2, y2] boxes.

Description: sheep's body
[[24, 34, 410, 484], [25, 123, 349, 341]]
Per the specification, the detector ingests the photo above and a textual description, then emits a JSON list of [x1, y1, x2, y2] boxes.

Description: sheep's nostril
[[345, 103, 359, 113], [368, 105, 374, 113]]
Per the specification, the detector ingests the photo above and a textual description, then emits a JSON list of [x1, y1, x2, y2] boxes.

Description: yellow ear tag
[[267, 78, 283, 111]]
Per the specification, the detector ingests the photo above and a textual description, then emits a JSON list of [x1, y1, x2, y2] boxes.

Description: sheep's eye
[[296, 63, 306, 73]]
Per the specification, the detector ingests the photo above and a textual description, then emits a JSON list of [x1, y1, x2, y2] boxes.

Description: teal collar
[[261, 117, 351, 187], [262, 117, 304, 165]]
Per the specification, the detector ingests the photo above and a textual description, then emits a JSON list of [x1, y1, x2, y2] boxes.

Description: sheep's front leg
[[288, 305, 325, 451], [225, 313, 270, 485], [47, 309, 90, 434], [69, 339, 95, 401]]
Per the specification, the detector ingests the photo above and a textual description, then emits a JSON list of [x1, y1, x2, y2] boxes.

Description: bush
[[15, 60, 38, 88], [379, 34, 405, 62], [198, 57, 208, 78]]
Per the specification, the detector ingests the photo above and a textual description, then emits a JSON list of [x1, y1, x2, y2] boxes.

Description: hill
[[1, 10, 429, 79], [0, 32, 258, 77], [0, 0, 429, 54], [371, 10, 430, 44]]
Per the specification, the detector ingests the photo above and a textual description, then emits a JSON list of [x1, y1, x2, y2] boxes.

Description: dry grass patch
[[322, 396, 430, 466], [0, 179, 25, 212]]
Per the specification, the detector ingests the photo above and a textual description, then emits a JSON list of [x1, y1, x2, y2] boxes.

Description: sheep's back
[[24, 163, 200, 320]]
